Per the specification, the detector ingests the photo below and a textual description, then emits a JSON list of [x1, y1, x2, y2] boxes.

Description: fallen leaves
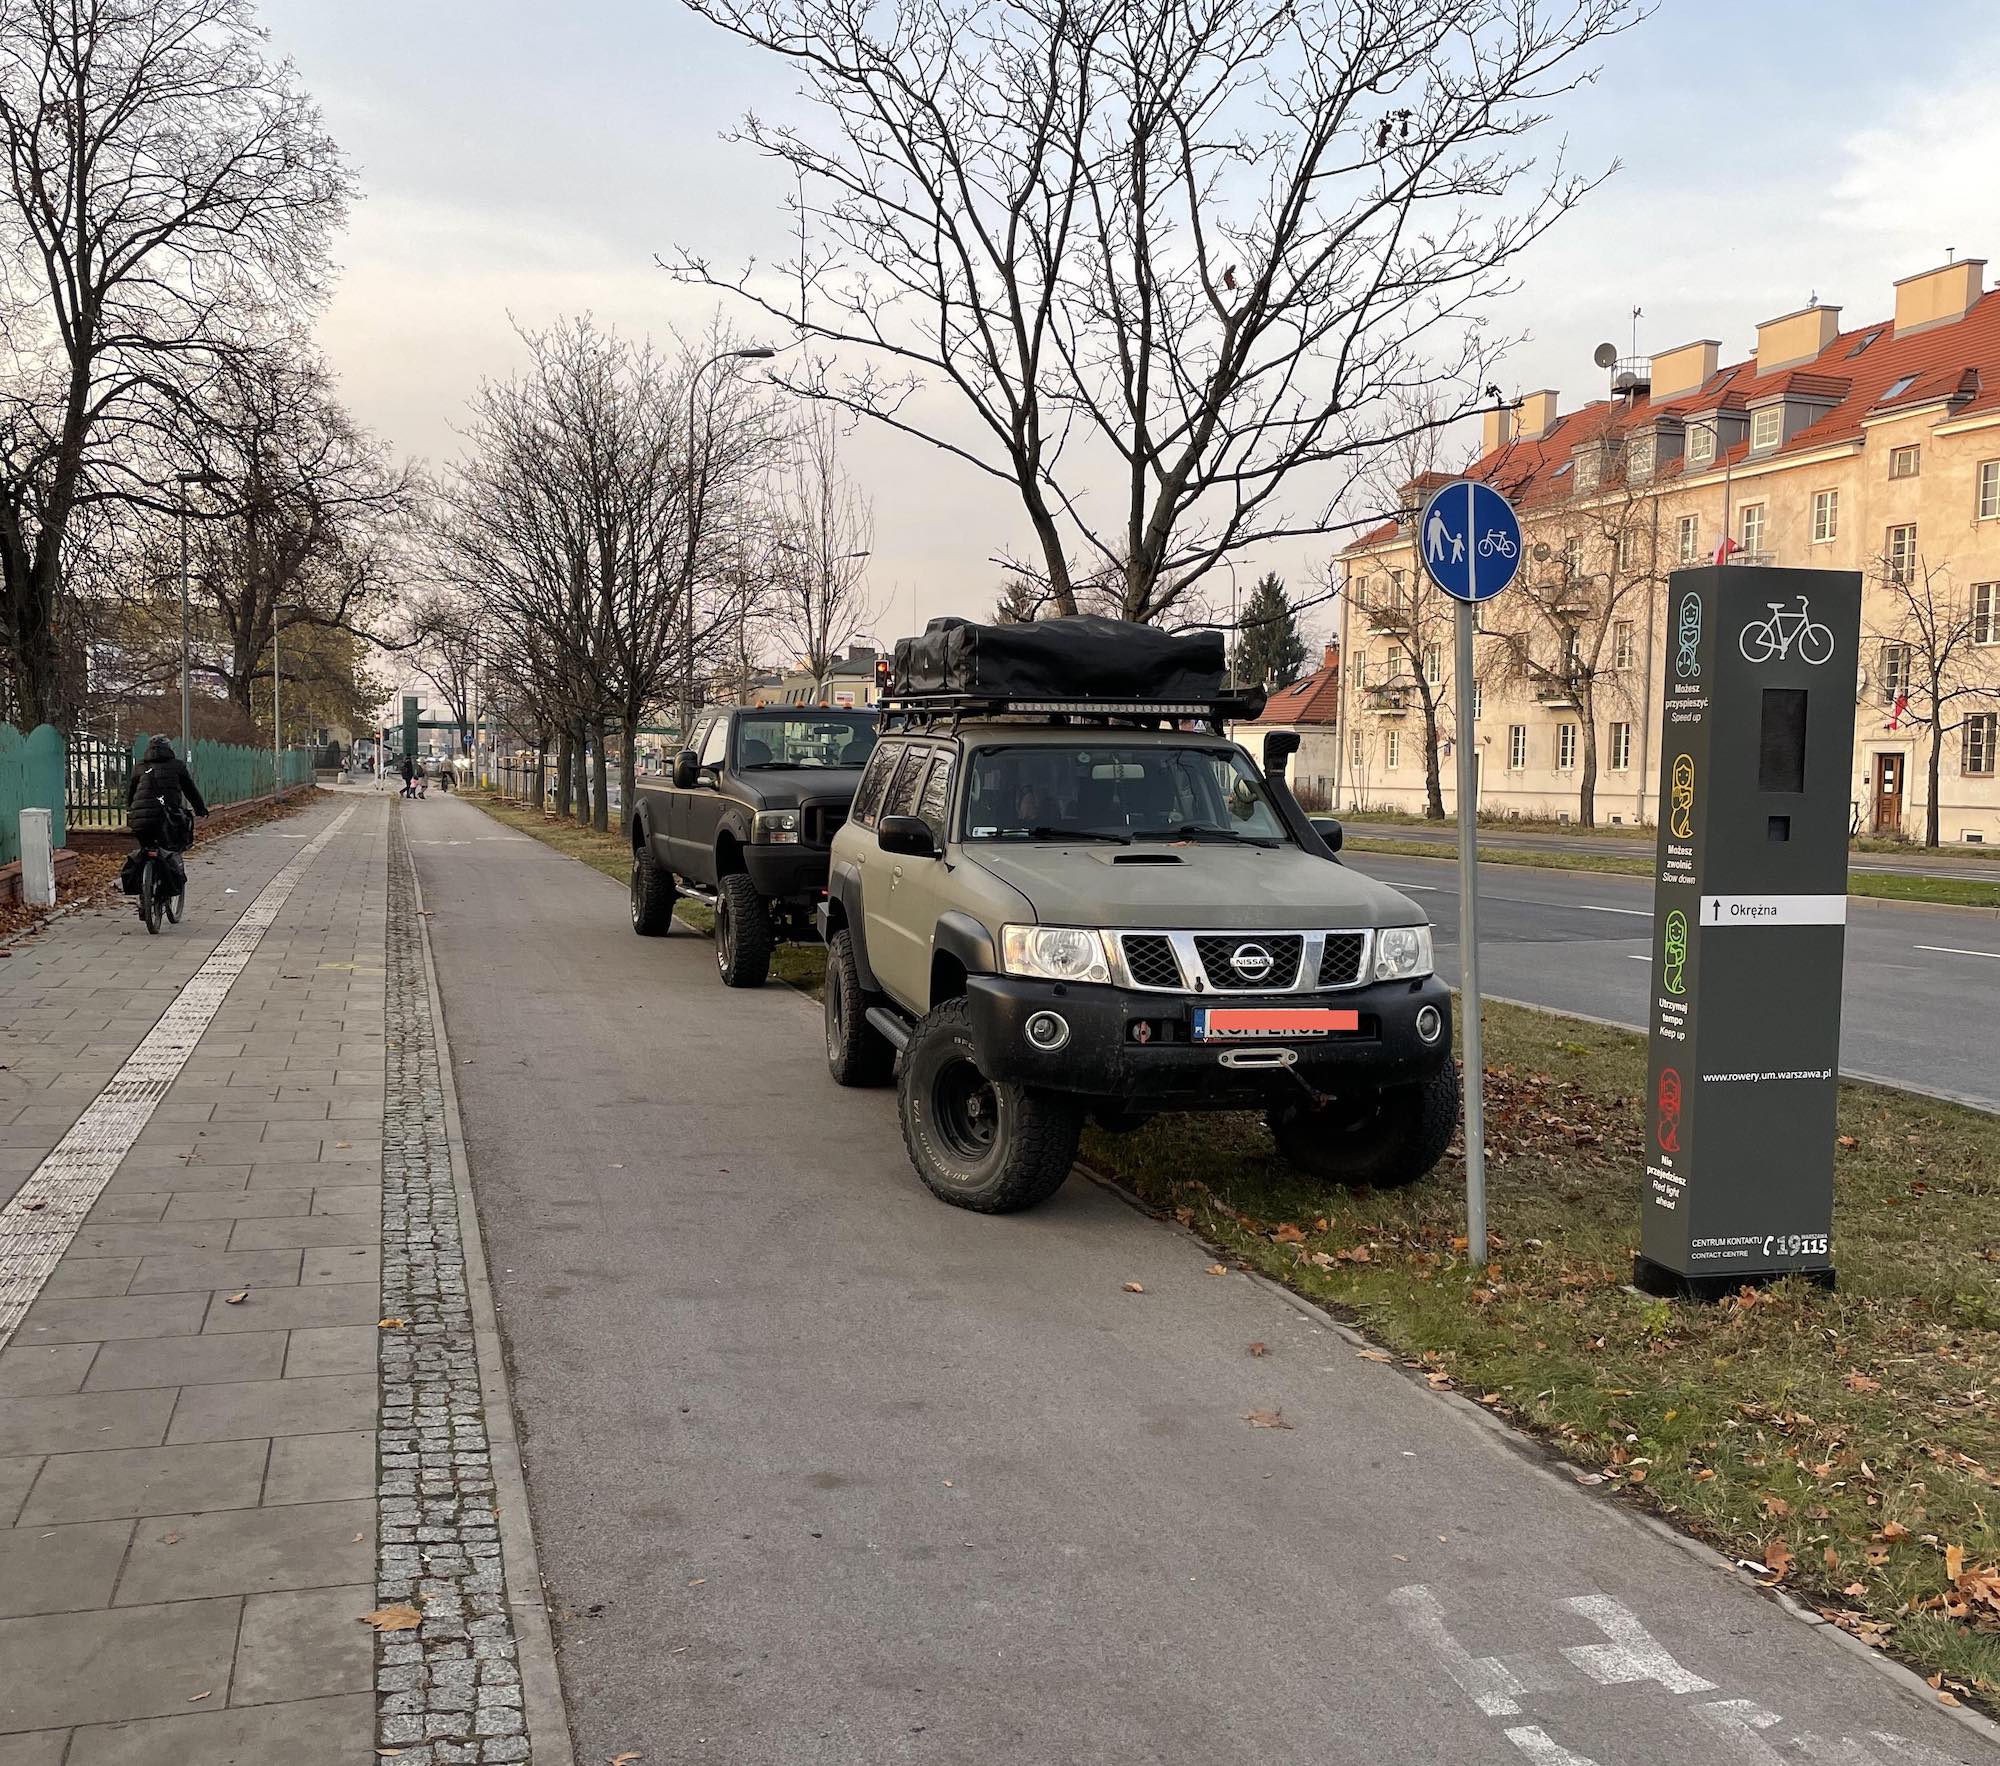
[[611, 1753, 644, 1765], [187, 1690, 210, 1702], [1875, 1520, 1912, 1543], [1843, 1371, 1883, 1394], [1355, 1349, 1393, 1363], [1243, 1409, 1292, 1430], [1762, 1539, 1794, 1579], [1204, 1264, 1228, 1277], [358, 1604, 423, 1633], [378, 1317, 407, 1329], [1247, 1342, 1267, 1357], [1273, 1223, 1307, 1244], [222, 1291, 248, 1305], [1121, 1281, 1144, 1294]]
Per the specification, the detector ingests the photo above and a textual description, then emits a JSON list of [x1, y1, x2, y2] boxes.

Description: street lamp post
[[271, 612, 283, 794], [681, 346, 776, 743], [173, 469, 225, 762], [1678, 417, 1736, 556]]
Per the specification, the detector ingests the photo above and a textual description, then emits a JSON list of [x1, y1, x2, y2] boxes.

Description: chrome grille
[[1193, 935, 1302, 992], [1316, 933, 1366, 989], [1120, 933, 1182, 990]]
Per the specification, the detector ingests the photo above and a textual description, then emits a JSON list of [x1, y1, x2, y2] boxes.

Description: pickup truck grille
[[1193, 935, 1303, 991], [1316, 933, 1366, 988], [802, 803, 847, 848], [1113, 929, 1376, 995], [1120, 934, 1183, 990]]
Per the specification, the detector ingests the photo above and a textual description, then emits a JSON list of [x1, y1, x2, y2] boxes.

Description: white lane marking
[[1377, 875, 1649, 918], [1389, 1584, 1529, 1717], [1626, 954, 1650, 961], [1692, 1699, 1786, 1763], [1914, 943, 2000, 960], [0, 806, 357, 1352], [1506, 1730, 1602, 1765], [1575, 903, 1649, 917], [1560, 1595, 1715, 1693]]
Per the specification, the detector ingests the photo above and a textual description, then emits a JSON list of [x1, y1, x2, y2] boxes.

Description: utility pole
[[173, 468, 224, 763]]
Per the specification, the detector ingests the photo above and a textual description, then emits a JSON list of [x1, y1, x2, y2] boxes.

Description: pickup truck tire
[[898, 997, 1082, 1212], [630, 844, 675, 936], [714, 872, 773, 988], [1265, 1062, 1459, 1191], [824, 930, 893, 1086]]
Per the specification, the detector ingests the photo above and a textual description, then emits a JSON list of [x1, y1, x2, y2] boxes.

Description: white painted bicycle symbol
[[1738, 595, 1834, 666], [1477, 529, 1517, 560]]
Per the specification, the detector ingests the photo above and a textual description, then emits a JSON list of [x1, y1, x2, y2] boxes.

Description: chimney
[[1518, 390, 1560, 440], [1756, 305, 1841, 375], [1895, 258, 1986, 336], [1322, 642, 1339, 672], [1652, 340, 1719, 402], [1481, 405, 1514, 455]]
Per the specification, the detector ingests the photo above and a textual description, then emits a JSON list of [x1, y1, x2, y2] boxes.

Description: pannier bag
[[119, 851, 145, 896], [892, 615, 1226, 702]]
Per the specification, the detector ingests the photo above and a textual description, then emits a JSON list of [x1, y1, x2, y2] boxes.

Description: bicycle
[[1738, 594, 1835, 665], [133, 843, 185, 935], [1477, 529, 1517, 559]]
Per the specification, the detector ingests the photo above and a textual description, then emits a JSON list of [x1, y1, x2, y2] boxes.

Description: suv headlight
[[1001, 925, 1114, 985], [753, 810, 800, 845], [1374, 925, 1433, 981]]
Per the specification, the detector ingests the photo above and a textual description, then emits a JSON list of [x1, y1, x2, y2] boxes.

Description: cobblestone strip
[[379, 806, 531, 1763]]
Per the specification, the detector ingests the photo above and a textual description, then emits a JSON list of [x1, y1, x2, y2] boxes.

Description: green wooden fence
[[127, 736, 316, 809], [0, 724, 66, 865]]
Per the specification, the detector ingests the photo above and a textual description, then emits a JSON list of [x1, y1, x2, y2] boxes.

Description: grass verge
[[1083, 1002, 2000, 1705], [461, 787, 2000, 1703], [1346, 836, 2000, 910]]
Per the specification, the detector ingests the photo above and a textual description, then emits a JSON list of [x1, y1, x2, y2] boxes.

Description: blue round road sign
[[1418, 479, 1521, 603]]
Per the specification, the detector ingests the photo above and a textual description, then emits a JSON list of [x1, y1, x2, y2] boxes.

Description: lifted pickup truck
[[628, 705, 877, 987], [817, 626, 1455, 1213]]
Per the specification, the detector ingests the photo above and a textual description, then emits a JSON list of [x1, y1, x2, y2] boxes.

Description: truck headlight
[[753, 810, 800, 845], [1374, 925, 1433, 981], [1001, 925, 1113, 985]]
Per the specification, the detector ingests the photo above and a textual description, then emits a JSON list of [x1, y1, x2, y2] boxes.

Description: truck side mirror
[[1310, 816, 1344, 855], [878, 814, 940, 860], [673, 749, 700, 789], [1262, 730, 1301, 780]]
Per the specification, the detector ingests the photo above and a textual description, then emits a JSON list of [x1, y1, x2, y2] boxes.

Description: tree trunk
[[619, 711, 640, 834], [1420, 695, 1446, 820], [1578, 711, 1599, 830], [571, 723, 589, 827], [1927, 726, 1943, 847], [554, 732, 574, 818], [591, 724, 610, 834]]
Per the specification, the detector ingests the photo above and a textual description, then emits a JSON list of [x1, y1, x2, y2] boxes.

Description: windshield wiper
[[993, 825, 1132, 845], [1144, 823, 1282, 847]]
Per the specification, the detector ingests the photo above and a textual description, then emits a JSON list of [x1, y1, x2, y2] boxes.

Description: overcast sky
[[261, 0, 2000, 653]]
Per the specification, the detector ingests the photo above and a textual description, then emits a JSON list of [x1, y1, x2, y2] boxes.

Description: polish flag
[[1713, 536, 1740, 565], [1886, 692, 1908, 731]]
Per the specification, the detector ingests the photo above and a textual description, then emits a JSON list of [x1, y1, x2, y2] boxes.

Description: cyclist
[[125, 736, 209, 893]]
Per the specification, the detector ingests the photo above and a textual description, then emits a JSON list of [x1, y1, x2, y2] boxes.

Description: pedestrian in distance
[[399, 754, 416, 798], [416, 760, 429, 799]]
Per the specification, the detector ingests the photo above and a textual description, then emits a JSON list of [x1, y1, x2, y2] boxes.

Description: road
[[1341, 818, 2000, 882], [1344, 849, 2000, 1113], [408, 792, 1987, 1766]]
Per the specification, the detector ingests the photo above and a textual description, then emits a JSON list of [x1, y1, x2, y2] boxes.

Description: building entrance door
[[1871, 751, 1905, 835]]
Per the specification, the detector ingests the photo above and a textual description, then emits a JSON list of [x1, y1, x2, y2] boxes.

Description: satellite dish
[[1532, 542, 1552, 562], [1593, 342, 1619, 369]]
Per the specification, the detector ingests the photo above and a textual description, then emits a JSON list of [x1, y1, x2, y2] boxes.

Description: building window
[[1975, 582, 2000, 646], [1885, 523, 1918, 585], [1676, 513, 1699, 564], [1889, 443, 1921, 480], [1880, 641, 1911, 707], [1686, 426, 1715, 467], [1739, 503, 1766, 558], [1967, 712, 1998, 777], [1615, 528, 1637, 571], [1751, 405, 1782, 451], [1386, 729, 1402, 770], [1423, 643, 1442, 684], [1981, 461, 2000, 522], [1812, 488, 1838, 543], [1472, 681, 1483, 722], [1613, 620, 1635, 670], [1350, 729, 1365, 770], [1390, 567, 1406, 597], [1574, 449, 1600, 492], [1557, 723, 1577, 769], [1508, 724, 1527, 770], [1629, 434, 1655, 482], [1355, 655, 1368, 691], [1610, 721, 1632, 771]]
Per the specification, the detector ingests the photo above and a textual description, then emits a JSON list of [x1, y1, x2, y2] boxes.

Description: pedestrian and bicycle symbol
[[1739, 594, 1834, 665], [1419, 479, 1522, 603]]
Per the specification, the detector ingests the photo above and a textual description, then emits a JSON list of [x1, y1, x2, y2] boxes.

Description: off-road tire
[[1266, 1061, 1459, 1191], [714, 872, 772, 988], [824, 930, 893, 1086], [898, 997, 1082, 1212], [630, 842, 675, 936]]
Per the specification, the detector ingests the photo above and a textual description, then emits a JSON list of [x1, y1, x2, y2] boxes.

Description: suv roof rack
[[876, 689, 1267, 735]]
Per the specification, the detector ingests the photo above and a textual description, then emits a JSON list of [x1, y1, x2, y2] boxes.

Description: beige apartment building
[[1337, 256, 2000, 844]]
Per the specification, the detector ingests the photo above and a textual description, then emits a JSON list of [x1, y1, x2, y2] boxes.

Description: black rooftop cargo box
[[891, 615, 1225, 701]]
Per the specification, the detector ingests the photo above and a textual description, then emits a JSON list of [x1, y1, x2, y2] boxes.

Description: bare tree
[[764, 404, 872, 698], [406, 586, 483, 741], [671, 0, 1634, 626], [0, 0, 351, 725], [1868, 556, 2000, 848]]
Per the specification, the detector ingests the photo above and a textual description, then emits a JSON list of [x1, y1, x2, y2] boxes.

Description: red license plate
[[1194, 1007, 1361, 1041]]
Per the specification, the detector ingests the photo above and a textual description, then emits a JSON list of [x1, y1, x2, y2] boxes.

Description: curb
[[404, 809, 579, 1766]]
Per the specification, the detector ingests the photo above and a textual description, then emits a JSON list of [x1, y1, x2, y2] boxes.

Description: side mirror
[[878, 814, 940, 860], [673, 749, 700, 789], [1310, 816, 1344, 855], [1262, 730, 1301, 781]]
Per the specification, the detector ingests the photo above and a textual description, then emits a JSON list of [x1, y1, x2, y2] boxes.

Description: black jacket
[[127, 747, 210, 820]]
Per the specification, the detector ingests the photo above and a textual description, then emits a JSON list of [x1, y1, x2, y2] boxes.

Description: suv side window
[[699, 718, 729, 770], [882, 745, 930, 821], [852, 739, 899, 829], [916, 751, 955, 845]]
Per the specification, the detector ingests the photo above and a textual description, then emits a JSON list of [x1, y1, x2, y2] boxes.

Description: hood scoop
[[1105, 851, 1184, 865]]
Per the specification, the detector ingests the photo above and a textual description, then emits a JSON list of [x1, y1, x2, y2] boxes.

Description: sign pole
[[1454, 594, 1487, 1272]]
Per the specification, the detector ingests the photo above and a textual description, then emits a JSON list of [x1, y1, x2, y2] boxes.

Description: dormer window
[[1687, 425, 1716, 467], [1574, 451, 1599, 491], [1629, 432, 1656, 482], [1750, 406, 1782, 451]]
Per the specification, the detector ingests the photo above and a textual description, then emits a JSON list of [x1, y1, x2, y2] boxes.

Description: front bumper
[[741, 844, 833, 905], [966, 972, 1451, 1108]]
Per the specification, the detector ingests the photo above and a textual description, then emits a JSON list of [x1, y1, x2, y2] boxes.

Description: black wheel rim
[[931, 1056, 999, 1164]]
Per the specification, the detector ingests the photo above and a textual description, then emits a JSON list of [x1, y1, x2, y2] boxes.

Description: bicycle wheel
[[164, 885, 183, 925], [1799, 621, 1835, 666], [140, 859, 162, 935], [1738, 621, 1778, 664]]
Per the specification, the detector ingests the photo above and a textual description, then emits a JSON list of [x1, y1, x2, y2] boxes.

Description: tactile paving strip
[[0, 806, 357, 1350]]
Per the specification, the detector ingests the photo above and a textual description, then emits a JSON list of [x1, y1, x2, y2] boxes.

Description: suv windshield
[[962, 743, 1289, 845], [734, 712, 877, 770]]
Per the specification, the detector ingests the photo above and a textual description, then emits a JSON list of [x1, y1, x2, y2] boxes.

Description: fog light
[[1415, 1004, 1443, 1045], [1025, 1010, 1070, 1051]]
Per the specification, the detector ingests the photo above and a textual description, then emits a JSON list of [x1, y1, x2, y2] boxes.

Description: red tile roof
[[1246, 656, 1340, 725], [1344, 287, 2000, 552]]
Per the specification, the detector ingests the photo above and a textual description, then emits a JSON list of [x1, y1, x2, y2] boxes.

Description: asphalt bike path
[[1349, 850, 2000, 1113], [415, 789, 1990, 1766]]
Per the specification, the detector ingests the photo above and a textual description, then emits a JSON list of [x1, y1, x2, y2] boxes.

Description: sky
[[260, 0, 2000, 656]]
